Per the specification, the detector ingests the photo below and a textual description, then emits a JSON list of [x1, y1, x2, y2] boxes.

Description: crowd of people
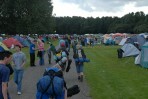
[[0, 35, 91, 99]]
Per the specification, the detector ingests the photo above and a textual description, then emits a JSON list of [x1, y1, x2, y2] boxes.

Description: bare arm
[[21, 61, 26, 67], [32, 46, 39, 51], [2, 82, 8, 99], [32, 47, 35, 50], [64, 89, 67, 99], [21, 53, 26, 67]]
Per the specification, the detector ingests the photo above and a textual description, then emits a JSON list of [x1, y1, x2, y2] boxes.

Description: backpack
[[37, 68, 64, 98], [55, 49, 68, 62], [117, 48, 124, 58], [59, 40, 66, 48]]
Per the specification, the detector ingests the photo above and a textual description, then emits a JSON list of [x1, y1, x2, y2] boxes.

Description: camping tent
[[139, 33, 148, 39], [140, 42, 148, 68], [2, 38, 23, 48], [121, 43, 140, 57], [135, 52, 141, 65], [112, 33, 123, 38], [114, 36, 122, 45], [0, 42, 9, 51], [119, 35, 146, 49], [14, 36, 30, 47], [127, 35, 146, 49], [14, 35, 29, 47], [0, 37, 3, 42], [119, 38, 128, 45]]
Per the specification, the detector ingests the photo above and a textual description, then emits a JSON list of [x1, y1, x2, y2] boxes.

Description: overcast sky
[[52, 0, 148, 18]]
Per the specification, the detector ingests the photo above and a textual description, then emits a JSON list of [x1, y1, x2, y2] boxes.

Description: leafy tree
[[0, 0, 54, 34]]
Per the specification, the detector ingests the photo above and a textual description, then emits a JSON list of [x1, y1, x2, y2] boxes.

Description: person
[[29, 40, 36, 67], [54, 45, 73, 73], [73, 43, 89, 82], [0, 51, 12, 99], [37, 39, 45, 66], [84, 37, 87, 47], [12, 45, 26, 95], [50, 43, 56, 55], [6, 63, 14, 76], [64, 36, 70, 52], [67, 37, 71, 52], [47, 46, 52, 64], [47, 43, 57, 64], [71, 40, 77, 54]]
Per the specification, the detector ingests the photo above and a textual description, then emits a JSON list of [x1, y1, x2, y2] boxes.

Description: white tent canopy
[[119, 38, 127, 45], [135, 52, 141, 65], [121, 43, 140, 57]]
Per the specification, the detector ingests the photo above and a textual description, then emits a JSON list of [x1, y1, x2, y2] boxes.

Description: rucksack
[[55, 49, 68, 62], [37, 68, 64, 98], [67, 85, 80, 97], [117, 48, 124, 58], [59, 40, 66, 47]]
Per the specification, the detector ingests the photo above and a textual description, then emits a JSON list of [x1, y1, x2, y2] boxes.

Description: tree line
[[55, 11, 148, 34], [0, 0, 148, 35]]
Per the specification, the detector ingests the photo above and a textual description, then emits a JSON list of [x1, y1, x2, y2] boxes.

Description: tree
[[0, 0, 54, 34], [134, 24, 148, 33]]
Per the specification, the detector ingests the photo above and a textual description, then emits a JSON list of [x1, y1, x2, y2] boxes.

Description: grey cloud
[[61, 0, 148, 12], [135, 0, 148, 7]]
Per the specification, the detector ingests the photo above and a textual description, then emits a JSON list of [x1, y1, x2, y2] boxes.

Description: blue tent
[[127, 35, 146, 49], [105, 37, 115, 45], [14, 36, 30, 47]]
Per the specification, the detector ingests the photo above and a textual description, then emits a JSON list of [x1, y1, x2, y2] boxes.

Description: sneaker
[[17, 92, 21, 95]]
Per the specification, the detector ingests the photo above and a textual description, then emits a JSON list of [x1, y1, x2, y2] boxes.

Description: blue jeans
[[14, 69, 24, 92], [76, 62, 84, 73], [39, 51, 45, 65]]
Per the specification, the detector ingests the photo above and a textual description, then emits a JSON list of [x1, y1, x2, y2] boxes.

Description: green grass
[[84, 45, 148, 99]]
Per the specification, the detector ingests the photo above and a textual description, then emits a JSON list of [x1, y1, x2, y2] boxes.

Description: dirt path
[[9, 50, 91, 99]]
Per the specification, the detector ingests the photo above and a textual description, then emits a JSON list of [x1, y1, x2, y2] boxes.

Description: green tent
[[141, 42, 148, 68]]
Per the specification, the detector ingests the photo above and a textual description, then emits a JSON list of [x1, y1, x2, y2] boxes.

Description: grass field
[[84, 45, 148, 99]]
